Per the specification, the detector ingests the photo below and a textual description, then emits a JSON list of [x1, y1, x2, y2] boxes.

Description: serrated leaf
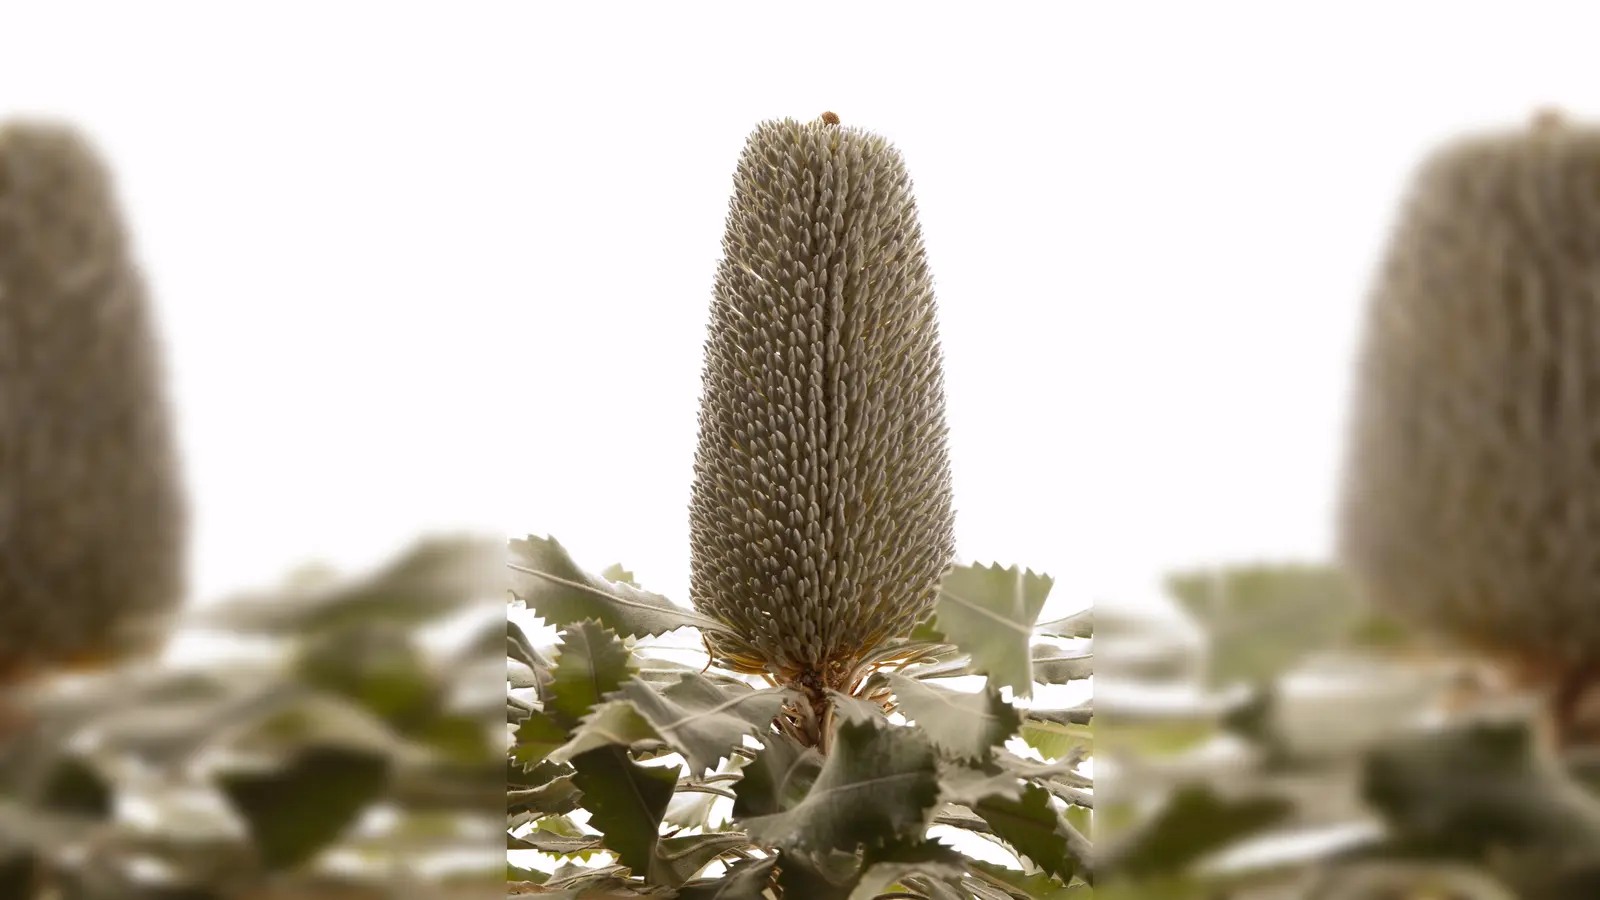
[[1031, 645, 1093, 684], [827, 689, 891, 726], [568, 745, 678, 876], [1166, 563, 1361, 689], [549, 621, 636, 724], [508, 830, 603, 855], [217, 745, 390, 871], [938, 761, 1025, 807], [655, 832, 752, 886], [601, 563, 639, 586], [933, 563, 1054, 699], [614, 674, 788, 776], [742, 718, 941, 859], [889, 674, 1020, 760], [733, 731, 825, 819], [1035, 609, 1093, 639], [548, 702, 663, 764], [848, 840, 968, 900], [509, 535, 736, 639], [512, 711, 570, 769], [507, 772, 581, 816], [974, 782, 1087, 884], [508, 619, 552, 671], [676, 855, 777, 899], [1097, 784, 1293, 880], [774, 849, 864, 900], [967, 859, 1079, 899]]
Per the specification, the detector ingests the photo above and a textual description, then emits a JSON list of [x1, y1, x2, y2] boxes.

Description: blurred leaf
[[509, 535, 736, 639], [217, 745, 391, 871], [888, 674, 1020, 761], [676, 855, 777, 899], [974, 782, 1088, 884], [1097, 783, 1294, 881], [568, 746, 677, 878], [1031, 645, 1093, 684], [200, 535, 503, 635], [1036, 609, 1093, 639], [733, 731, 824, 818], [614, 674, 788, 776], [293, 622, 437, 723], [932, 563, 1054, 699], [742, 718, 941, 859], [1166, 563, 1361, 689], [34, 754, 112, 819], [548, 621, 636, 724]]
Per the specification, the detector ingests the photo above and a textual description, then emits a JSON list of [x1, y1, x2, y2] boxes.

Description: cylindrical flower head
[[1338, 111, 1600, 671], [689, 115, 956, 683], [0, 121, 187, 685]]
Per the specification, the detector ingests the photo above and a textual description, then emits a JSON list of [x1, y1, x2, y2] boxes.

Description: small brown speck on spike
[[820, 111, 841, 126]]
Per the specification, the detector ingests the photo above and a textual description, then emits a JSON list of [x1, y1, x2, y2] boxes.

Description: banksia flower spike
[[1337, 109, 1600, 743], [0, 121, 187, 695], [688, 112, 956, 708]]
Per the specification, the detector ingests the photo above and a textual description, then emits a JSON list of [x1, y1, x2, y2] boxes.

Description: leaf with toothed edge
[[567, 745, 677, 879], [887, 674, 1020, 761], [932, 563, 1054, 699], [973, 782, 1089, 884], [676, 854, 778, 899], [508, 535, 738, 639], [733, 730, 825, 819], [613, 673, 791, 777], [1030, 645, 1094, 684], [547, 701, 663, 765], [742, 717, 941, 860], [547, 620, 636, 725], [1035, 608, 1093, 639]]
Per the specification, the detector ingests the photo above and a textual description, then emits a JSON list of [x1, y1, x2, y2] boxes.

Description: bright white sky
[[2, 3, 1596, 623]]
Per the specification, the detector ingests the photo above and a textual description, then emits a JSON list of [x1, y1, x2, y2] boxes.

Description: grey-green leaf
[[615, 674, 788, 776], [548, 620, 636, 724], [742, 718, 941, 859], [509, 535, 737, 639], [888, 674, 1020, 760], [1035, 608, 1093, 639], [567, 746, 678, 877], [932, 563, 1054, 699], [1031, 645, 1094, 684], [974, 782, 1089, 884]]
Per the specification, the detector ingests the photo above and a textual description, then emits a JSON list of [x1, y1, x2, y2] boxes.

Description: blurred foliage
[[0, 535, 507, 899], [1095, 561, 1600, 899], [507, 535, 1095, 898]]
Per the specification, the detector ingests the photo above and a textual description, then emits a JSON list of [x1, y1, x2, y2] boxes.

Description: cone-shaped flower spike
[[688, 113, 955, 699], [1338, 109, 1600, 727], [0, 121, 188, 689]]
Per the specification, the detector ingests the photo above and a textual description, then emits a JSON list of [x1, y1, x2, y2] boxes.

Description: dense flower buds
[[0, 122, 187, 687], [688, 115, 956, 685], [1338, 111, 1600, 682]]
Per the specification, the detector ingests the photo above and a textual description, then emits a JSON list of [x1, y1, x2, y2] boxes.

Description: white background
[[3, 2, 1596, 624]]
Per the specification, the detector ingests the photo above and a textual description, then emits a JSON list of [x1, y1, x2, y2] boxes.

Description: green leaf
[[1097, 784, 1293, 880], [615, 674, 788, 776], [1031, 645, 1093, 684], [775, 850, 864, 900], [733, 732, 825, 818], [676, 855, 778, 899], [506, 771, 581, 816], [601, 563, 639, 586], [548, 701, 664, 764], [200, 536, 503, 635], [511, 710, 570, 768], [568, 746, 678, 876], [967, 859, 1080, 899], [849, 840, 968, 900], [217, 745, 391, 871], [974, 782, 1087, 884], [549, 620, 636, 724], [888, 674, 1020, 761], [507, 618, 552, 671], [1036, 609, 1093, 639], [932, 563, 1054, 699], [655, 832, 753, 886], [509, 535, 736, 639], [1166, 563, 1361, 689], [742, 718, 941, 859], [1020, 719, 1094, 761]]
